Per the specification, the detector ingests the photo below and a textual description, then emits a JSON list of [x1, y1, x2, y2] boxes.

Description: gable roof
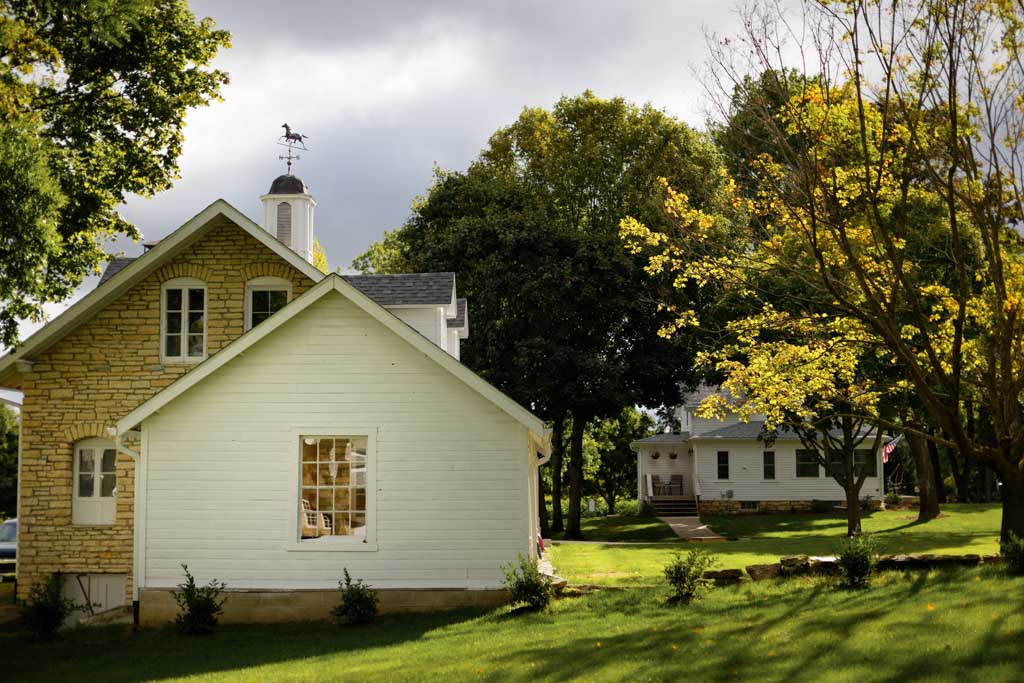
[[0, 200, 324, 384], [342, 272, 455, 306], [117, 273, 546, 442]]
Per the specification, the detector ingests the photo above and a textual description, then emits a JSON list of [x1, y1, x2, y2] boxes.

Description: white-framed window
[[716, 451, 730, 480], [161, 277, 206, 362], [796, 449, 820, 477], [244, 276, 292, 330], [299, 436, 369, 542], [763, 451, 776, 480], [72, 438, 117, 525]]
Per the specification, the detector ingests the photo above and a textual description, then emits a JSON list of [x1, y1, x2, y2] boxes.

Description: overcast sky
[[14, 0, 772, 353]]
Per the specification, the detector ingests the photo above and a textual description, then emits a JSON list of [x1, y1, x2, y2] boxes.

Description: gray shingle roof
[[693, 420, 877, 441], [343, 272, 455, 306], [99, 257, 137, 284], [694, 421, 775, 440], [630, 432, 691, 448], [447, 298, 467, 328]]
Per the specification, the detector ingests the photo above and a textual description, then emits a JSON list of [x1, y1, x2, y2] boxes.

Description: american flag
[[882, 434, 904, 463]]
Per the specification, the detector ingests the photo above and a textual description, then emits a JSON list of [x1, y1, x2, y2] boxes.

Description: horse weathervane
[[277, 123, 309, 174]]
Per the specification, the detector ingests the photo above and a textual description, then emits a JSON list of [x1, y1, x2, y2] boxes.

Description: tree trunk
[[550, 417, 565, 533], [927, 437, 947, 504], [565, 414, 588, 540], [1000, 471, 1024, 543], [906, 429, 940, 521], [949, 450, 971, 503], [538, 469, 549, 538], [845, 485, 863, 537]]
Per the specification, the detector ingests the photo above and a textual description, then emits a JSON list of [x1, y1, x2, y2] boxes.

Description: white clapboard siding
[[387, 306, 441, 349], [141, 292, 531, 591], [694, 441, 884, 501], [637, 450, 695, 497]]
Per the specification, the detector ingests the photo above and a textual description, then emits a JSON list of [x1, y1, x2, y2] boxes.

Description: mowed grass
[[552, 514, 681, 542], [3, 567, 1022, 682], [550, 504, 1002, 586]]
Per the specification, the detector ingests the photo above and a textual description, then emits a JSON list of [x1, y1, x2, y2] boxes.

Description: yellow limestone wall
[[14, 218, 315, 603]]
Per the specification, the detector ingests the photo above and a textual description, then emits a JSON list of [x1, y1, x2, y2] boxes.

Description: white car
[[0, 518, 16, 562]]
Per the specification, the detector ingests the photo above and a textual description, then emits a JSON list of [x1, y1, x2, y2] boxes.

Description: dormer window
[[245, 276, 292, 330], [162, 277, 206, 362]]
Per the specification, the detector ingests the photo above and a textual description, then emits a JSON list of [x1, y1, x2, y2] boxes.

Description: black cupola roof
[[267, 174, 308, 194]]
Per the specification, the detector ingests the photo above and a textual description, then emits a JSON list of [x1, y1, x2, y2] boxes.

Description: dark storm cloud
[[22, 1, 758, 342]]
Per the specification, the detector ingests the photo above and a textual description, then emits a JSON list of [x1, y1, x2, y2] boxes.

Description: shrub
[[172, 564, 227, 635], [331, 568, 380, 625], [637, 500, 656, 517], [501, 553, 554, 611], [836, 534, 877, 588], [884, 491, 902, 506], [1001, 533, 1024, 575], [20, 572, 80, 639], [664, 550, 715, 604]]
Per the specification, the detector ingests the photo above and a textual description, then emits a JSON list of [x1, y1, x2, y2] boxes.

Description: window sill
[[161, 357, 205, 365], [71, 522, 116, 527], [286, 538, 378, 553]]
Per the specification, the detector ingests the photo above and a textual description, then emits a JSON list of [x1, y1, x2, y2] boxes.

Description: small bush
[[501, 554, 554, 611], [331, 568, 379, 625], [836, 534, 877, 588], [637, 500, 656, 517], [1001, 533, 1024, 575], [172, 564, 227, 635], [884, 491, 902, 506], [20, 572, 80, 639], [664, 550, 715, 604]]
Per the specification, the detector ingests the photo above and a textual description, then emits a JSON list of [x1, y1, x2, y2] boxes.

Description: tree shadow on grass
[[3, 607, 493, 683]]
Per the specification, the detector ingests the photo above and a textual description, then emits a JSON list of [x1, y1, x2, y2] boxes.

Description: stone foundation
[[698, 499, 883, 515], [138, 587, 510, 627]]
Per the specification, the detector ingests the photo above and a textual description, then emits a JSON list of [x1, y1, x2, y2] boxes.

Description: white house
[[1, 170, 548, 625], [632, 387, 885, 516]]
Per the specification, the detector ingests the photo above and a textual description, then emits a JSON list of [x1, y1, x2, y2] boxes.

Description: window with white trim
[[72, 438, 117, 525], [796, 449, 820, 477], [300, 436, 368, 540], [244, 276, 292, 330], [763, 451, 776, 480], [161, 278, 206, 362], [716, 451, 730, 480]]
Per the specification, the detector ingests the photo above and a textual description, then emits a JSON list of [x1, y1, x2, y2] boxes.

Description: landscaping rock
[[809, 558, 839, 575], [703, 569, 743, 584], [745, 563, 781, 581], [780, 555, 811, 575]]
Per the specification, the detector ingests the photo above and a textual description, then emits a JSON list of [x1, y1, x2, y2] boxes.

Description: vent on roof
[[276, 202, 292, 247]]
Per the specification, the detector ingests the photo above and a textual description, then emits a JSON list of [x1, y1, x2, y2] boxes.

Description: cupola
[[261, 174, 315, 263]]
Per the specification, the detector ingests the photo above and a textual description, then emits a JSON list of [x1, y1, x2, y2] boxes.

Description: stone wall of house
[[698, 499, 884, 515], [15, 218, 316, 603]]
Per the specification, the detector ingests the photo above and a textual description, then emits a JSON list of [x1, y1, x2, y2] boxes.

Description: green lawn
[[550, 504, 1002, 586], [552, 514, 680, 542], [4, 567, 1022, 682]]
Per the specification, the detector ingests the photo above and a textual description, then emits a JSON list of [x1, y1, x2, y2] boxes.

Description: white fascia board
[[0, 199, 324, 384], [118, 274, 546, 439]]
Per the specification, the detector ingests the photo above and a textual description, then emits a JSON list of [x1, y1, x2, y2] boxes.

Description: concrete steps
[[652, 500, 698, 516]]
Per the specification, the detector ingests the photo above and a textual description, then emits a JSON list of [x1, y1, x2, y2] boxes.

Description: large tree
[[355, 92, 739, 538], [633, 0, 1024, 542], [0, 0, 230, 348]]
